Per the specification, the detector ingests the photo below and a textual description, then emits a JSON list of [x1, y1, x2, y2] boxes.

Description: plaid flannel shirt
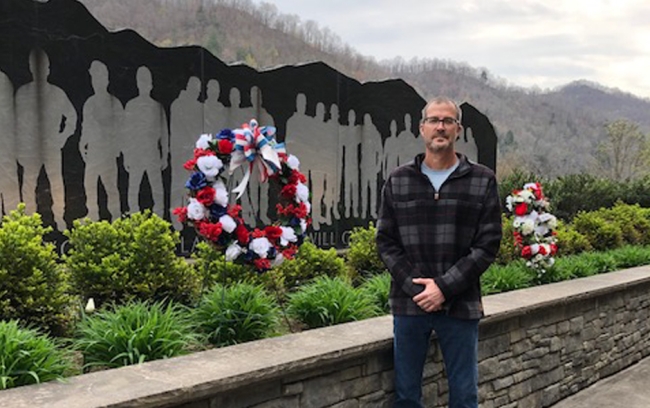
[[376, 153, 502, 319]]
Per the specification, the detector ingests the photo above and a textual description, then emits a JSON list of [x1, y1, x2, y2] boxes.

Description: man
[[376, 96, 502, 408]]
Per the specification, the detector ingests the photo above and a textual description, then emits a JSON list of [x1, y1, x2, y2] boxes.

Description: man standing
[[377, 97, 502, 408]]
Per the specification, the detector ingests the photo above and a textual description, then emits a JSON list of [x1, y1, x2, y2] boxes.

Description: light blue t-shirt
[[421, 160, 459, 192]]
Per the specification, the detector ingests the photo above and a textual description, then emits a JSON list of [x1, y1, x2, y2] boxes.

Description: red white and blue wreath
[[173, 119, 311, 272]]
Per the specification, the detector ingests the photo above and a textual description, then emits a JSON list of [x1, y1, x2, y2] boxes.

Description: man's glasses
[[423, 116, 458, 126]]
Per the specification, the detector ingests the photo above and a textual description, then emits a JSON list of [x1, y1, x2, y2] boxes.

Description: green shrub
[[550, 252, 615, 282], [274, 241, 347, 290], [545, 174, 621, 221], [481, 262, 533, 295], [0, 204, 70, 335], [287, 276, 378, 328], [75, 300, 199, 370], [0, 320, 74, 389], [608, 245, 650, 268], [572, 211, 623, 251], [192, 282, 280, 347], [192, 242, 258, 289], [64, 211, 201, 307], [359, 272, 391, 314], [496, 214, 520, 265], [546, 255, 591, 282], [555, 221, 592, 256], [602, 202, 650, 245], [346, 223, 386, 278], [579, 252, 618, 274]]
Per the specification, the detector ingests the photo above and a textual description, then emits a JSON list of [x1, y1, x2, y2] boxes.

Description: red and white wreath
[[505, 182, 558, 277], [173, 119, 311, 271]]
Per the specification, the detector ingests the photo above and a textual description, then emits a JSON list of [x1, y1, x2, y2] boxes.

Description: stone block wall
[[2, 267, 650, 408]]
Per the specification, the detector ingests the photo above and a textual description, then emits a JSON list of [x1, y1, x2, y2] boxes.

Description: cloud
[[257, 0, 650, 97]]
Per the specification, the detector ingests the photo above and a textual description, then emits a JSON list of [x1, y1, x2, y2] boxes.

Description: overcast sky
[[254, 0, 650, 99]]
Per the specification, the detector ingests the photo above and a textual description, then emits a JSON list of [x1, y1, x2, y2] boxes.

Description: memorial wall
[[0, 0, 497, 251]]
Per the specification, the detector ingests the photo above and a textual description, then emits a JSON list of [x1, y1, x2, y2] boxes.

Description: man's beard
[[427, 134, 454, 152]]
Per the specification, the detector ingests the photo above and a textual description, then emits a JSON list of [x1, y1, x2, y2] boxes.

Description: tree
[[596, 119, 650, 181]]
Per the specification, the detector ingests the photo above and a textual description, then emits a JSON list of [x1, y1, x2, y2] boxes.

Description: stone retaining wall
[[2, 267, 650, 408]]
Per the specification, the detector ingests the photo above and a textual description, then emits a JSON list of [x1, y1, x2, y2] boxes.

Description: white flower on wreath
[[197, 155, 223, 179], [296, 182, 309, 203], [521, 218, 535, 236], [225, 242, 243, 262], [219, 214, 237, 233], [505, 195, 514, 212], [213, 179, 229, 207], [250, 237, 272, 258], [196, 133, 212, 149], [538, 213, 558, 230], [187, 198, 206, 220], [519, 189, 536, 203], [300, 219, 308, 233], [280, 226, 298, 246], [286, 154, 300, 170]]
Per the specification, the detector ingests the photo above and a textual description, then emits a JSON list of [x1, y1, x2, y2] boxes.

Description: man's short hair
[[421, 97, 462, 124]]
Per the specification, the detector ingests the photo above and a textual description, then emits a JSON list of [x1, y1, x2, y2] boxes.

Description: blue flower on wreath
[[185, 172, 208, 191], [209, 203, 227, 220], [216, 128, 234, 141]]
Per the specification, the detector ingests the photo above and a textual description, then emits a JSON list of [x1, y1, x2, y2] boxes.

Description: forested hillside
[[77, 0, 650, 179]]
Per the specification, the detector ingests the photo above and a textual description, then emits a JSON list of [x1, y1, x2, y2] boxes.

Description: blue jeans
[[393, 314, 479, 408]]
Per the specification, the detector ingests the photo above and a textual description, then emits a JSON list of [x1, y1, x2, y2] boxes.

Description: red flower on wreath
[[228, 204, 242, 219], [199, 222, 223, 241], [281, 184, 297, 198], [539, 245, 547, 255], [235, 224, 250, 245], [265, 226, 283, 241], [196, 187, 216, 207], [288, 169, 307, 184], [254, 258, 271, 271], [218, 139, 234, 154], [514, 203, 528, 216], [294, 202, 309, 219], [282, 246, 297, 260], [183, 158, 197, 170], [251, 228, 266, 238], [172, 207, 188, 223], [521, 245, 532, 258], [193, 148, 214, 159]]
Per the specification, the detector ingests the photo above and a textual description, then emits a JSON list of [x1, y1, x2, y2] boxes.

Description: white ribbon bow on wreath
[[229, 119, 286, 199]]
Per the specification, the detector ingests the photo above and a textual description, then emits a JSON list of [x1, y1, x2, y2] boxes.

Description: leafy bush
[[554, 221, 592, 256], [495, 214, 519, 265], [75, 300, 199, 370], [481, 262, 533, 295], [545, 174, 621, 221], [545, 255, 592, 282], [608, 245, 650, 268], [578, 252, 618, 274], [192, 282, 280, 347], [274, 241, 347, 290], [572, 211, 623, 251], [359, 272, 391, 314], [346, 223, 386, 279], [0, 204, 70, 335], [601, 202, 650, 245], [287, 276, 378, 328], [0, 320, 74, 389], [192, 242, 258, 289], [64, 211, 201, 307]]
